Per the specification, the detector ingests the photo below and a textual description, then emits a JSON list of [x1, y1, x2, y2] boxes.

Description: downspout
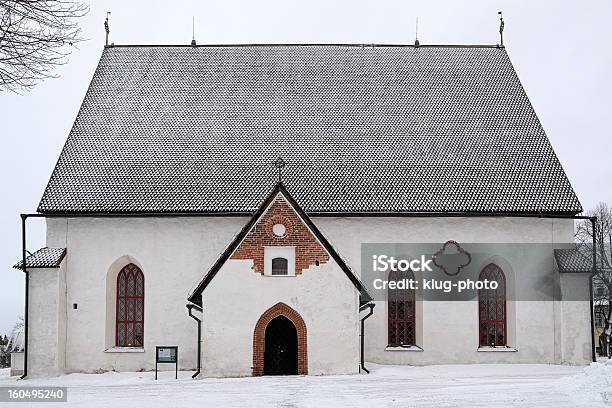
[[590, 216, 597, 362], [359, 303, 375, 373], [20, 214, 28, 379], [186, 303, 202, 378], [16, 213, 44, 379]]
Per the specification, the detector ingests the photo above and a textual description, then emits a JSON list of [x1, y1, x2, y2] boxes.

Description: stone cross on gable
[[273, 157, 287, 183]]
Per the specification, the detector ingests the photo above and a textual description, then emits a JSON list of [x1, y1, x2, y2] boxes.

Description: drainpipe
[[186, 303, 202, 378], [359, 303, 375, 373], [15, 213, 44, 379], [20, 214, 28, 379], [589, 217, 597, 362]]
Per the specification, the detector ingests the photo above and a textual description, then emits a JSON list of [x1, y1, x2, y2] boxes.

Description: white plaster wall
[[201, 258, 360, 377], [364, 300, 566, 365], [313, 217, 590, 365], [560, 273, 592, 364], [46, 216, 249, 373], [38, 215, 590, 376], [27, 262, 66, 377], [313, 217, 574, 275]]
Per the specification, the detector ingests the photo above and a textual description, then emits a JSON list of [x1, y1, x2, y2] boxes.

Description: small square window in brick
[[231, 195, 329, 274]]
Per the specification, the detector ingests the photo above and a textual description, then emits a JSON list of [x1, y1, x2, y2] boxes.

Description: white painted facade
[[316, 217, 592, 366], [201, 258, 360, 377], [24, 215, 592, 377]]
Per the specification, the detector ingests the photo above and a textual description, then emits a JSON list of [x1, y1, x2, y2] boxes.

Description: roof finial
[[273, 157, 287, 183], [414, 17, 420, 47], [104, 12, 111, 46], [498, 11, 505, 46], [191, 16, 196, 46]]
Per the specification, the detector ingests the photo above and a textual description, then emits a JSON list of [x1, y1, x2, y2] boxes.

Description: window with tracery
[[478, 263, 506, 347], [388, 269, 416, 347], [116, 263, 144, 347]]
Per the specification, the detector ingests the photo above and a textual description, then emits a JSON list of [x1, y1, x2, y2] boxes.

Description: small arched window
[[478, 263, 506, 347], [116, 263, 144, 347], [388, 269, 416, 347], [272, 257, 288, 275]]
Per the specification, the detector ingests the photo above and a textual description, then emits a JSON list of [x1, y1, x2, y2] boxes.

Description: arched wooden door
[[253, 302, 308, 376], [264, 315, 298, 375]]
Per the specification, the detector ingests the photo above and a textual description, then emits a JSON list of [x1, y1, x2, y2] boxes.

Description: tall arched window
[[116, 263, 144, 347], [388, 269, 416, 347], [478, 263, 506, 347]]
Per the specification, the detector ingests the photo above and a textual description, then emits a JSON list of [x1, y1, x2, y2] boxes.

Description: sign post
[[155, 346, 178, 380]]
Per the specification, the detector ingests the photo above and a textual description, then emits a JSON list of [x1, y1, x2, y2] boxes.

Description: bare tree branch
[[0, 0, 88, 92]]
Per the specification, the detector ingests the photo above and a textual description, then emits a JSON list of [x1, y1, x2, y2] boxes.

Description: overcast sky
[[0, 0, 610, 334]]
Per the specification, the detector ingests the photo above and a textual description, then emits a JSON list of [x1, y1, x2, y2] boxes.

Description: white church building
[[14, 44, 592, 378]]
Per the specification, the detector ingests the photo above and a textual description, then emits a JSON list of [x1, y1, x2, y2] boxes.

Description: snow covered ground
[[0, 363, 610, 407]]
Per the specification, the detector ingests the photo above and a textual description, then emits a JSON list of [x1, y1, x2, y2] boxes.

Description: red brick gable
[[231, 193, 330, 274]]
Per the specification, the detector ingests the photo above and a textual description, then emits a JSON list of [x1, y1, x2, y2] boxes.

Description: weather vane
[[191, 16, 196, 46], [273, 157, 287, 183], [104, 12, 111, 46], [498, 11, 505, 46]]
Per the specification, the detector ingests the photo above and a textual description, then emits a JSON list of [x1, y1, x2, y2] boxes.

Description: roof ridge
[[104, 43, 504, 49]]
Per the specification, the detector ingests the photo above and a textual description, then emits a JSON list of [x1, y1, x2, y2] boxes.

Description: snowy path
[[0, 363, 609, 408]]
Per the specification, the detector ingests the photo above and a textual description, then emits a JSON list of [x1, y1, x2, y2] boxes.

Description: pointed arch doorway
[[264, 315, 298, 375], [253, 302, 308, 376]]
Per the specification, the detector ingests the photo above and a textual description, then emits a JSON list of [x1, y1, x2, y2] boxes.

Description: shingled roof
[[13, 247, 66, 270], [38, 44, 581, 214], [554, 247, 612, 273]]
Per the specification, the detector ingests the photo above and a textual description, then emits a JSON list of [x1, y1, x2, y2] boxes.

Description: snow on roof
[[554, 247, 612, 273], [38, 44, 581, 214], [13, 247, 66, 270]]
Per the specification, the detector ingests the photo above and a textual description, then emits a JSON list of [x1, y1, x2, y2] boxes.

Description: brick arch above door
[[252, 302, 308, 376]]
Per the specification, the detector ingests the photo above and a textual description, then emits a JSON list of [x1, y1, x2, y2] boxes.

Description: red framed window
[[116, 263, 144, 347], [388, 269, 416, 347], [478, 263, 506, 347]]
